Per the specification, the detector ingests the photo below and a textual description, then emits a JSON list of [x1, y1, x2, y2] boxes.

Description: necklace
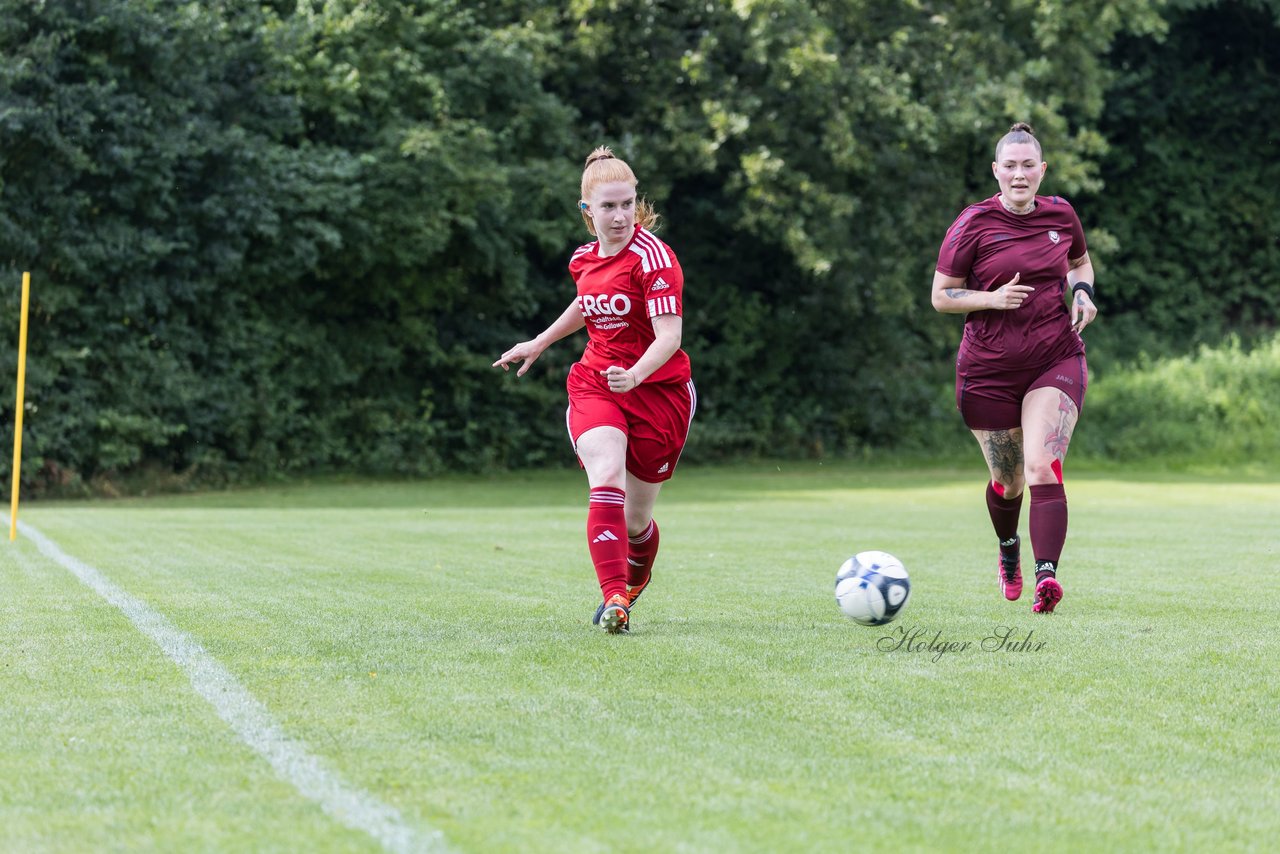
[[999, 194, 1036, 215]]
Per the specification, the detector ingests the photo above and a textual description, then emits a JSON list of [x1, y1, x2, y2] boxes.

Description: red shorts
[[565, 362, 697, 483], [956, 352, 1088, 431]]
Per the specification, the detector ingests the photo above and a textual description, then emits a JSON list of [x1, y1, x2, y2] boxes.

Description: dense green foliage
[[0, 0, 355, 487], [1082, 0, 1280, 363], [1083, 335, 1280, 464], [0, 0, 1275, 492]]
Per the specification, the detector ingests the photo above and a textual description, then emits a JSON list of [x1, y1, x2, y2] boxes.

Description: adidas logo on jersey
[[651, 276, 671, 290], [592, 530, 620, 544]]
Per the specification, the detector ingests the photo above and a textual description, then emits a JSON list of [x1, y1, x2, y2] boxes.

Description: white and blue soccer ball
[[835, 550, 911, 625]]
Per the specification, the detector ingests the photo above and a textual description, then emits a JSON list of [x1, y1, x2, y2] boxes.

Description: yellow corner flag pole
[[10, 271, 31, 541]]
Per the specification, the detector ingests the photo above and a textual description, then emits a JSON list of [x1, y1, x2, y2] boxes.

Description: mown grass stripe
[[16, 519, 448, 854]]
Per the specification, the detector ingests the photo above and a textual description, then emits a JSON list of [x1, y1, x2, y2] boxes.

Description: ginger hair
[[579, 146, 659, 235]]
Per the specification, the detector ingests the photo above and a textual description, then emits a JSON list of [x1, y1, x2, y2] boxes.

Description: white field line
[[17, 520, 448, 854]]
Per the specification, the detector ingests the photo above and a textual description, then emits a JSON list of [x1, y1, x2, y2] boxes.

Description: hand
[[988, 272, 1034, 310], [601, 365, 638, 393], [493, 339, 545, 377], [1071, 290, 1098, 333]]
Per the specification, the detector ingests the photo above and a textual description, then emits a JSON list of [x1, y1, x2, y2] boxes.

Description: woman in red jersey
[[931, 122, 1099, 614], [494, 147, 696, 634]]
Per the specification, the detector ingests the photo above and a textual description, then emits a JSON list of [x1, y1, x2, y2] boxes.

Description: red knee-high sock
[[587, 487, 628, 601], [986, 481, 1023, 548], [1029, 483, 1067, 576], [627, 519, 660, 587]]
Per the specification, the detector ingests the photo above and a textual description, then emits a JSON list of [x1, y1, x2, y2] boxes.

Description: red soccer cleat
[[626, 563, 651, 608], [595, 593, 631, 634]]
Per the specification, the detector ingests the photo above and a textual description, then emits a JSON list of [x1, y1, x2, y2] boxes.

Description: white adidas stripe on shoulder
[[628, 228, 673, 273], [627, 242, 652, 273], [571, 243, 596, 262], [636, 228, 673, 268]]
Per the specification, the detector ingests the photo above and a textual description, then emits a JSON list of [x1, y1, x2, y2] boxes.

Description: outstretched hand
[[989, 272, 1034, 310], [493, 340, 545, 377]]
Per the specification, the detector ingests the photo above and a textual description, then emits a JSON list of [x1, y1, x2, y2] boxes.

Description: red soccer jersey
[[568, 225, 692, 385], [936, 194, 1087, 368]]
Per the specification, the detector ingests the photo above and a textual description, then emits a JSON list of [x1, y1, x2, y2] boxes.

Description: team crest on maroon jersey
[[1048, 230, 1061, 244]]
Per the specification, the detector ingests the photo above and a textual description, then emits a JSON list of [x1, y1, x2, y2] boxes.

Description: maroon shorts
[[565, 362, 697, 483], [956, 352, 1087, 431]]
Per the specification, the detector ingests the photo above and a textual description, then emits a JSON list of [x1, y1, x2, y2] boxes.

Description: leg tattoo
[[1043, 392, 1076, 463], [984, 430, 1023, 487]]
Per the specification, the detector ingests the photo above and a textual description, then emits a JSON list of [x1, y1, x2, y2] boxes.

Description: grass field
[[2, 462, 1278, 852]]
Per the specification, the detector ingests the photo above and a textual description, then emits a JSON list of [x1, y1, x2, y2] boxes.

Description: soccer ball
[[835, 550, 911, 625]]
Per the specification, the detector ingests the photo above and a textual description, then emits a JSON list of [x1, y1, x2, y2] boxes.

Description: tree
[[1084, 0, 1280, 363], [0, 0, 353, 489]]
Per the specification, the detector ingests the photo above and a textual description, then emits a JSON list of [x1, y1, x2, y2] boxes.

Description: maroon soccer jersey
[[936, 194, 1087, 368], [568, 225, 692, 385]]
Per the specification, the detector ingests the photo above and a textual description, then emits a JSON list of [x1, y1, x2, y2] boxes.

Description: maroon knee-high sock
[[627, 519, 660, 586], [986, 481, 1023, 550], [1029, 483, 1067, 579], [587, 487, 628, 601]]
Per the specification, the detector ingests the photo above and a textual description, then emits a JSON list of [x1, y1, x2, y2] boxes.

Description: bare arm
[[931, 270, 1034, 314], [492, 300, 585, 376], [1067, 252, 1098, 332], [601, 313, 682, 393]]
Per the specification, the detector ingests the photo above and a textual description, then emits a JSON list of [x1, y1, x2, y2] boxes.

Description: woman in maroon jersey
[[932, 122, 1098, 614], [494, 147, 696, 634]]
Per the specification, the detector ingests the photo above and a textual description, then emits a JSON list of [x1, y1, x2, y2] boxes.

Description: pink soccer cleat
[[1032, 575, 1063, 614], [998, 545, 1023, 602]]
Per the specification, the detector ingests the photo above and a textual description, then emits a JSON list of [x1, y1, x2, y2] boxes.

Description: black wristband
[[1071, 281, 1095, 301]]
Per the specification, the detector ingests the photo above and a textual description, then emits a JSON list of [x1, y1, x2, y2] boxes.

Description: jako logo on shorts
[[578, 294, 632, 316]]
